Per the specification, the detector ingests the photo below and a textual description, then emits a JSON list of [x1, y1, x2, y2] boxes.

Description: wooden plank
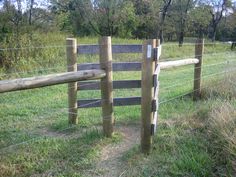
[[153, 65, 161, 87], [154, 81, 159, 99], [152, 111, 158, 135], [67, 38, 78, 124], [78, 80, 141, 90], [77, 58, 198, 72], [152, 99, 159, 112], [78, 45, 99, 54], [99, 37, 114, 137], [77, 62, 142, 72], [151, 39, 161, 135], [114, 97, 141, 106], [0, 70, 106, 94], [141, 39, 156, 154], [160, 58, 199, 69], [77, 97, 141, 108], [193, 39, 204, 101], [78, 44, 142, 54], [153, 45, 162, 61]]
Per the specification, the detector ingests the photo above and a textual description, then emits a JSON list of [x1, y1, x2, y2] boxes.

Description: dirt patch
[[89, 124, 140, 177]]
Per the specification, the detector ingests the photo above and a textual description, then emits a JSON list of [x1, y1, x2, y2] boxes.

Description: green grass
[[0, 35, 236, 176]]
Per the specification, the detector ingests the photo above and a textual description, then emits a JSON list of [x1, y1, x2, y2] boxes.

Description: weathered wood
[[160, 58, 199, 69], [0, 70, 106, 94], [152, 40, 161, 135], [78, 44, 142, 54], [67, 38, 78, 125], [77, 97, 141, 108], [78, 62, 142, 72], [153, 65, 161, 87], [153, 46, 162, 61], [78, 59, 198, 72], [141, 39, 156, 154], [152, 99, 159, 112], [152, 111, 158, 135], [78, 80, 141, 90], [99, 37, 114, 137], [153, 81, 159, 99], [193, 39, 204, 101]]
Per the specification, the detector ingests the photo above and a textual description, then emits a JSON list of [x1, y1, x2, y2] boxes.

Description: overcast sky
[[0, 0, 50, 11]]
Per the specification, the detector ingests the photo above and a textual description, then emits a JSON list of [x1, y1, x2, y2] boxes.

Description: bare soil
[[89, 124, 140, 177]]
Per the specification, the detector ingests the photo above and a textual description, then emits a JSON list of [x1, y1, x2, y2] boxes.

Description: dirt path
[[91, 124, 140, 177]]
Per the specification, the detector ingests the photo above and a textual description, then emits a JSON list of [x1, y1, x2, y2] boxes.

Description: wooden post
[[67, 38, 78, 125], [193, 38, 204, 101], [152, 39, 161, 135], [141, 39, 156, 154], [99, 36, 114, 137]]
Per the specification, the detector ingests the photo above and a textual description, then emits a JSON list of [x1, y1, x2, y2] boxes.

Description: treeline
[[0, 0, 236, 46], [51, 0, 236, 44]]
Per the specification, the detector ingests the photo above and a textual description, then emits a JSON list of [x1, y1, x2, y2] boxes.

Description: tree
[[51, 0, 138, 37], [171, 0, 196, 46], [188, 5, 211, 38], [202, 0, 232, 41], [158, 0, 173, 43]]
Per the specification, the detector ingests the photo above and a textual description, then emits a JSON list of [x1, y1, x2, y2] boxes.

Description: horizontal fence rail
[[78, 44, 142, 54], [78, 62, 142, 71], [160, 58, 199, 69], [78, 80, 141, 90], [77, 97, 141, 108], [0, 70, 106, 93], [77, 58, 199, 73]]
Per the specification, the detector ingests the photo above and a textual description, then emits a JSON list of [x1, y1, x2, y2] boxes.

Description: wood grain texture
[[78, 80, 141, 90], [78, 44, 142, 54], [77, 97, 141, 108], [160, 58, 199, 69], [141, 39, 156, 154], [77, 59, 198, 72], [99, 37, 114, 137], [0, 70, 106, 93], [67, 38, 78, 124], [78, 62, 142, 71], [193, 39, 204, 101]]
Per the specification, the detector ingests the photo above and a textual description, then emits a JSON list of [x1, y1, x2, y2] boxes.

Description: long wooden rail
[[0, 70, 106, 93], [76, 58, 199, 109], [77, 58, 199, 71]]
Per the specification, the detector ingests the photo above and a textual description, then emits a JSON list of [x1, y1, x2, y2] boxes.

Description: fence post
[[141, 39, 156, 154], [67, 38, 78, 125], [99, 36, 114, 137], [193, 38, 204, 101], [152, 39, 161, 135]]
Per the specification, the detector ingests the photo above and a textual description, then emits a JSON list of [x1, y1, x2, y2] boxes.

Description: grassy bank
[[0, 35, 235, 176]]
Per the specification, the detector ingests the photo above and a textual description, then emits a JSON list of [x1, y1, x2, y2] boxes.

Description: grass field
[[0, 35, 236, 177]]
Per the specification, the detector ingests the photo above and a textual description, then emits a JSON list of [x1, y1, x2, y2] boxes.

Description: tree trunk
[[211, 25, 217, 42], [178, 31, 184, 47], [29, 0, 34, 26]]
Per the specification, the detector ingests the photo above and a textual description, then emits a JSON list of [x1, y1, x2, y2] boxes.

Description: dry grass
[[202, 72, 236, 100], [207, 102, 236, 176]]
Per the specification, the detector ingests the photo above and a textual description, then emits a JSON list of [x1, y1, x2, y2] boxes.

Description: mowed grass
[[0, 36, 236, 177]]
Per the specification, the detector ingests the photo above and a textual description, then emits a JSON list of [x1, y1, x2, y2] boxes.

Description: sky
[[0, 0, 50, 11], [0, 0, 236, 11]]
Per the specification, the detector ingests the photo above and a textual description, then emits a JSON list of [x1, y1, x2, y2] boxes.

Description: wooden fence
[[0, 36, 204, 153], [69, 36, 203, 153]]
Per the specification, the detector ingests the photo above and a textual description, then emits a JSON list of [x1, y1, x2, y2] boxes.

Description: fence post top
[[66, 38, 76, 41], [100, 36, 111, 39], [196, 38, 204, 43]]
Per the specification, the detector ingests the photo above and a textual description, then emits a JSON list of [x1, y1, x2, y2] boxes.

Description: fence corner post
[[193, 38, 204, 101], [141, 39, 156, 154], [66, 38, 78, 125], [99, 36, 114, 137]]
